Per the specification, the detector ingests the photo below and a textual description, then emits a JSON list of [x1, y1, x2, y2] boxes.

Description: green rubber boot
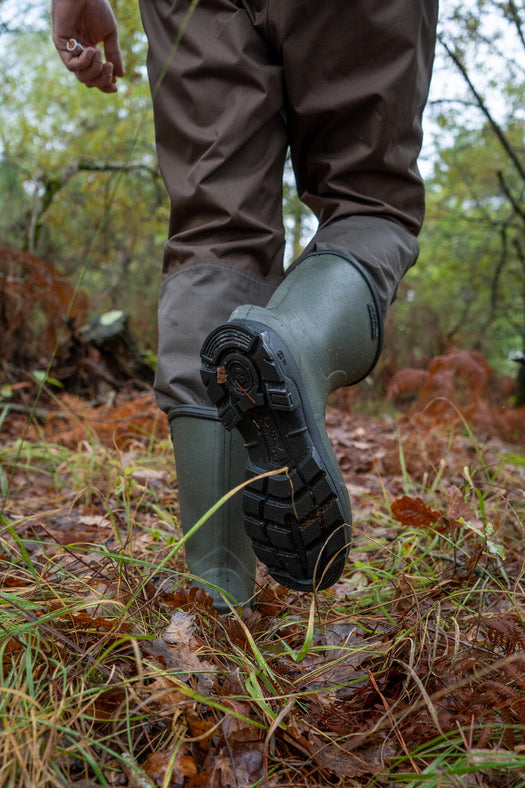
[[200, 252, 382, 592], [170, 410, 256, 612]]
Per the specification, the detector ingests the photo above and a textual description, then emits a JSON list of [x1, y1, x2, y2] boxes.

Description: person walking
[[52, 0, 438, 611]]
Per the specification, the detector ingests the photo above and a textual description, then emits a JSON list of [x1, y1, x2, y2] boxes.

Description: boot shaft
[[229, 252, 382, 420], [170, 410, 256, 610]]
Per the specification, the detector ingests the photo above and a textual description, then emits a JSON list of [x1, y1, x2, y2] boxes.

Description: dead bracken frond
[[386, 347, 525, 445], [482, 614, 525, 655], [0, 245, 88, 365], [31, 391, 169, 449]]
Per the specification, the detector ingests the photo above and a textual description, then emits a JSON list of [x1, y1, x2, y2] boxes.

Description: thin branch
[[506, 0, 525, 50], [439, 34, 525, 184], [29, 159, 162, 249], [77, 159, 161, 180], [497, 170, 525, 222], [489, 225, 508, 318]]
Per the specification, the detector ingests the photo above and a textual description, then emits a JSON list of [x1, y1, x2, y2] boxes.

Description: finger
[[63, 45, 99, 77], [67, 43, 120, 91], [74, 47, 106, 83], [103, 29, 125, 78], [84, 62, 118, 93]]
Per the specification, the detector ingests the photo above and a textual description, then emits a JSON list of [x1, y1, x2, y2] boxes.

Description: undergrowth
[[1, 396, 525, 787]]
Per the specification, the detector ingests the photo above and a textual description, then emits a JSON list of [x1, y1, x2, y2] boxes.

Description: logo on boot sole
[[253, 416, 289, 465]]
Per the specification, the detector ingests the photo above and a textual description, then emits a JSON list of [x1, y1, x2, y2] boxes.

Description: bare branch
[[489, 225, 508, 317], [497, 170, 525, 222], [77, 159, 162, 180], [506, 0, 525, 51], [439, 34, 525, 184]]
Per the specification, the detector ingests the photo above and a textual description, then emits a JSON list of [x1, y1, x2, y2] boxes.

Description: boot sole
[[200, 320, 351, 592]]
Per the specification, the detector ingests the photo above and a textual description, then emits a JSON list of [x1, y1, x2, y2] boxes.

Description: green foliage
[[0, 1, 166, 348], [0, 0, 524, 369], [416, 120, 523, 359], [388, 0, 525, 376]]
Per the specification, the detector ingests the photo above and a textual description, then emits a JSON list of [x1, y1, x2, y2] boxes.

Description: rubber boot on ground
[[170, 410, 256, 612], [200, 252, 382, 592]]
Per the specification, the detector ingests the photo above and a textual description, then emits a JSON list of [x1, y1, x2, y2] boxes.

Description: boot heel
[[200, 324, 266, 425]]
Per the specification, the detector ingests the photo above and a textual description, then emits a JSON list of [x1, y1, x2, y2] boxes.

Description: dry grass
[[1, 397, 525, 787]]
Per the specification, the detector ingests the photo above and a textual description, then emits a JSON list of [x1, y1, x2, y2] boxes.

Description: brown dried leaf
[[185, 711, 217, 750], [463, 544, 484, 573], [201, 745, 264, 788], [143, 611, 216, 692], [64, 611, 131, 634], [160, 587, 218, 616], [221, 711, 263, 745], [90, 687, 129, 721], [141, 676, 188, 711], [163, 609, 196, 644], [308, 732, 388, 778], [393, 570, 413, 612], [446, 485, 474, 522], [144, 746, 198, 786], [391, 496, 443, 528]]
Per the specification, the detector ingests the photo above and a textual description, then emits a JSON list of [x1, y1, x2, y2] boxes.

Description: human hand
[[51, 0, 124, 93]]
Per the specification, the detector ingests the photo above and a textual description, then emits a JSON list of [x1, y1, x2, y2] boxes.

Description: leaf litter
[[1, 390, 525, 787]]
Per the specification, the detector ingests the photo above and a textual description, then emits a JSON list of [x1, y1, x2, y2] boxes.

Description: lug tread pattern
[[200, 322, 350, 591]]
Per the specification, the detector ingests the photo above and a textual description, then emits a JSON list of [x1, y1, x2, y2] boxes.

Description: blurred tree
[[1, 0, 523, 386], [0, 1, 315, 347], [0, 0, 166, 348], [387, 0, 524, 393]]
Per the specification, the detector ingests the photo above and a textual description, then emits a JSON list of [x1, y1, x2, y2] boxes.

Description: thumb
[[103, 29, 125, 77]]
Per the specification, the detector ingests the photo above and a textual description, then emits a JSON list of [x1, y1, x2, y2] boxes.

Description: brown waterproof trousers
[[139, 0, 438, 417]]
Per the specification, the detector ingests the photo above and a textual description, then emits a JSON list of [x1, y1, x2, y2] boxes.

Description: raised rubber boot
[[170, 410, 257, 612], [200, 252, 382, 592]]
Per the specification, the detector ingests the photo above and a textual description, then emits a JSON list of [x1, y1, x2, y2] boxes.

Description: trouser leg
[[296, 216, 419, 323], [140, 0, 288, 411], [155, 264, 278, 414], [140, 0, 287, 280], [243, 0, 438, 314], [199, 0, 438, 592], [139, 0, 290, 607]]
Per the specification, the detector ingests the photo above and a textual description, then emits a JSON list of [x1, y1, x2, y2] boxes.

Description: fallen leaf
[[391, 495, 443, 529], [143, 611, 216, 692], [308, 732, 391, 778], [144, 746, 197, 786], [446, 485, 474, 521]]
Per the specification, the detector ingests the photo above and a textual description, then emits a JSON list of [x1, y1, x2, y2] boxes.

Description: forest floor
[[1, 386, 525, 787]]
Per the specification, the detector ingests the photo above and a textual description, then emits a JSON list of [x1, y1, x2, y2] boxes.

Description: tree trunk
[[515, 357, 525, 408]]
